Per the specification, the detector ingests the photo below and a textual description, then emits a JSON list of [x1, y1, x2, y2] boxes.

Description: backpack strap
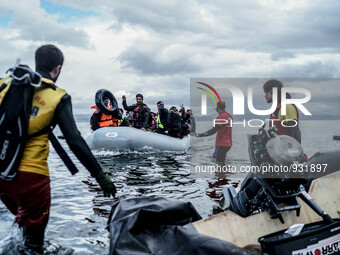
[[22, 75, 78, 175], [49, 131, 79, 175], [28, 126, 79, 175]]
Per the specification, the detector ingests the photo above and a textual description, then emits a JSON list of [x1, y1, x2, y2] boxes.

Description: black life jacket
[[132, 103, 148, 127]]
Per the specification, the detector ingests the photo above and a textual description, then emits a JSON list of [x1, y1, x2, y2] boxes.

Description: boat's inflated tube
[[95, 89, 118, 115], [86, 127, 190, 152]]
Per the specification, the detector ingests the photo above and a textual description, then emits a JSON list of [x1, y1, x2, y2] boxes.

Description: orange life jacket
[[91, 105, 119, 127]]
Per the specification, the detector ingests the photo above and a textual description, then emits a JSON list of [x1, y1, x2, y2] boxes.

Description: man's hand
[[95, 108, 101, 113], [141, 127, 146, 131], [122, 95, 126, 101], [96, 171, 117, 197]]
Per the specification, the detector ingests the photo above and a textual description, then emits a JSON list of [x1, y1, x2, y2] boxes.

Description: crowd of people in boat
[[90, 92, 196, 139]]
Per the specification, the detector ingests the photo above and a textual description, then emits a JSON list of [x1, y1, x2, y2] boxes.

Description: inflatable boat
[[86, 127, 190, 152]]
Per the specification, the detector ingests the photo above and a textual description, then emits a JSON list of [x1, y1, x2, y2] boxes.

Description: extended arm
[[54, 95, 102, 177], [122, 100, 135, 111], [53, 95, 116, 197], [198, 125, 220, 137]]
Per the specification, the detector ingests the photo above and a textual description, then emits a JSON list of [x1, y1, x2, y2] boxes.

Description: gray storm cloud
[[0, 0, 339, 114]]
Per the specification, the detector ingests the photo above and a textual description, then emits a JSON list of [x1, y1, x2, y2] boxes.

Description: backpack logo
[[31, 106, 39, 117], [0, 140, 9, 160]]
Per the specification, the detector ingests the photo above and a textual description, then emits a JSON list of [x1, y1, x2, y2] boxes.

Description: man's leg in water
[[0, 171, 51, 253], [214, 146, 231, 164]]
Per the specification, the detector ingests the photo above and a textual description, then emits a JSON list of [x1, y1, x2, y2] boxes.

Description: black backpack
[[0, 62, 39, 180], [0, 60, 78, 181]]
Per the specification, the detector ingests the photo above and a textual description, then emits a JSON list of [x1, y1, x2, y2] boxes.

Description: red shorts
[[0, 171, 51, 227]]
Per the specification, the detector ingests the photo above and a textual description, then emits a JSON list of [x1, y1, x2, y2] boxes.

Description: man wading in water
[[196, 101, 233, 164], [0, 44, 116, 254]]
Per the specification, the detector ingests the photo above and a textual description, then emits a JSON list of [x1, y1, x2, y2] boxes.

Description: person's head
[[157, 101, 163, 110], [216, 101, 226, 113], [187, 109, 192, 115], [136, 93, 143, 105], [263, 79, 283, 103], [103, 96, 110, 107], [169, 106, 178, 112], [35, 44, 64, 82]]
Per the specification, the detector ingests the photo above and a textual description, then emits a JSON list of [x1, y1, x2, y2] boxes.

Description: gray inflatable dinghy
[[86, 127, 190, 152]]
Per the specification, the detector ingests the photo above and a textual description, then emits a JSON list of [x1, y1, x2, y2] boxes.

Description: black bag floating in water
[[107, 196, 250, 255]]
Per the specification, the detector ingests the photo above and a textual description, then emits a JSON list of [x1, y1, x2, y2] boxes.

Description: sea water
[[0, 120, 339, 254]]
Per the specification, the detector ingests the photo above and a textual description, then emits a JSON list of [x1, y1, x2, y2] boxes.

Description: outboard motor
[[221, 125, 339, 254], [224, 124, 308, 222]]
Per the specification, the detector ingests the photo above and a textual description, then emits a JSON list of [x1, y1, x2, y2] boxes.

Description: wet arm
[[54, 95, 102, 178], [198, 125, 220, 137]]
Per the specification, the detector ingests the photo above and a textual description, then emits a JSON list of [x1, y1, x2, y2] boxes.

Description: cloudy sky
[[0, 0, 339, 115]]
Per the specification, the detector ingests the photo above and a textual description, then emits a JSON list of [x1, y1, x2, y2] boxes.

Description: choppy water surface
[[1, 120, 340, 254], [0, 122, 216, 255]]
